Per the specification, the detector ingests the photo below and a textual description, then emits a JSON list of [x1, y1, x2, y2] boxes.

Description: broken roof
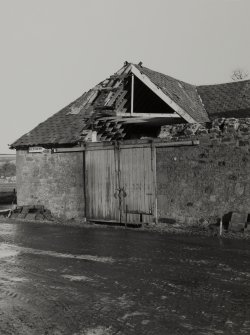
[[11, 62, 250, 149], [134, 65, 209, 123]]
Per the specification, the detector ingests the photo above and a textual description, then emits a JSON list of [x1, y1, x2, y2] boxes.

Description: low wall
[[157, 118, 250, 224], [0, 183, 16, 205], [16, 150, 85, 220]]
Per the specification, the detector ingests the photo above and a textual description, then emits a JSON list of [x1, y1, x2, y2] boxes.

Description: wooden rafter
[[117, 113, 180, 118], [131, 74, 134, 116]]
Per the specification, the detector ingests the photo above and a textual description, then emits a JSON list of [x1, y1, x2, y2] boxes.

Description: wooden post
[[114, 142, 123, 224], [219, 218, 223, 237], [130, 74, 134, 116], [84, 150, 88, 220], [151, 143, 158, 224]]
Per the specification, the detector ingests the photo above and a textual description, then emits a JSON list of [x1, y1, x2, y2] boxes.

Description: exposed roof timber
[[118, 113, 180, 118], [53, 139, 199, 153], [131, 74, 134, 115], [131, 65, 196, 123], [96, 116, 147, 123], [101, 63, 131, 90], [93, 87, 116, 92], [117, 63, 132, 76], [117, 118, 149, 124]]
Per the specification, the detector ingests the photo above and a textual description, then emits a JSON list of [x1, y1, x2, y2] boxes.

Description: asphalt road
[[0, 222, 249, 335]]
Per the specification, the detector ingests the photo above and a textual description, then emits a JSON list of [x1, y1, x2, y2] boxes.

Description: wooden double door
[[85, 145, 156, 224]]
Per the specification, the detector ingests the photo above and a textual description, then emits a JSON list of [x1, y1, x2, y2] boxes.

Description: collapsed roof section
[[11, 62, 250, 149]]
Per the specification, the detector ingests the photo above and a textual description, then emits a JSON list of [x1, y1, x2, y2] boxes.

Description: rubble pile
[[158, 117, 250, 140], [9, 205, 54, 221]]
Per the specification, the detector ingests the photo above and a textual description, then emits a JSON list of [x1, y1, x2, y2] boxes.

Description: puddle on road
[[0, 244, 19, 258], [189, 259, 211, 265], [0, 243, 115, 264], [62, 275, 94, 282], [0, 275, 28, 283], [183, 246, 202, 251], [122, 311, 148, 320], [74, 326, 113, 335]]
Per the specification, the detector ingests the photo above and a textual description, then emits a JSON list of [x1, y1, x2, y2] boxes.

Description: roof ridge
[[137, 63, 250, 88], [197, 79, 250, 88]]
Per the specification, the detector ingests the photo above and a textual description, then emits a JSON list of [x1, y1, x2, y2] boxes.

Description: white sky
[[0, 0, 250, 153]]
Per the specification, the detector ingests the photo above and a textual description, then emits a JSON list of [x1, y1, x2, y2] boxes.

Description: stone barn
[[11, 62, 250, 225]]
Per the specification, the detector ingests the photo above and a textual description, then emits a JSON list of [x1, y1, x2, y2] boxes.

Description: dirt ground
[[0, 221, 249, 335]]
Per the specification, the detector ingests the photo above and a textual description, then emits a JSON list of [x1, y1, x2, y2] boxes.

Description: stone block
[[235, 183, 245, 196], [183, 123, 201, 136], [239, 127, 250, 134], [238, 123, 250, 132], [224, 118, 240, 131], [158, 125, 173, 139], [228, 212, 247, 232], [210, 138, 221, 146], [198, 135, 211, 145], [25, 213, 37, 220], [35, 213, 45, 220], [229, 222, 245, 232], [10, 212, 19, 219], [209, 127, 221, 135], [221, 137, 234, 143], [239, 140, 249, 147], [209, 195, 216, 202], [230, 212, 248, 224], [212, 118, 225, 127]]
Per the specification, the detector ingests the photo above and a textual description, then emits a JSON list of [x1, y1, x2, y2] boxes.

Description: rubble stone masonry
[[157, 118, 250, 224], [16, 150, 85, 220], [15, 118, 250, 224]]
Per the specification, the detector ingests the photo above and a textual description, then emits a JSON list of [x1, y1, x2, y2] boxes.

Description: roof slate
[[11, 63, 250, 148]]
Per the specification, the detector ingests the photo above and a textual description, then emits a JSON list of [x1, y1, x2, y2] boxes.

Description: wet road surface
[[0, 222, 249, 335]]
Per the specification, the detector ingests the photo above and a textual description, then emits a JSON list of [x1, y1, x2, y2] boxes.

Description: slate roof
[[135, 65, 209, 123], [11, 95, 94, 148], [11, 63, 250, 149], [197, 80, 250, 119]]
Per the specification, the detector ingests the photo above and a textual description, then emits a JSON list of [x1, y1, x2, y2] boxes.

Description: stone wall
[[15, 118, 250, 225], [16, 150, 85, 220], [157, 118, 250, 224]]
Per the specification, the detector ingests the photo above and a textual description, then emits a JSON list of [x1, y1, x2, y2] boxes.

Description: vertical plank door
[[119, 147, 155, 223], [85, 146, 156, 224], [85, 149, 120, 221]]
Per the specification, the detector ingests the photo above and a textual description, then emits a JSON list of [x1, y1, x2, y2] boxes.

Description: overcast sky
[[0, 0, 250, 153]]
